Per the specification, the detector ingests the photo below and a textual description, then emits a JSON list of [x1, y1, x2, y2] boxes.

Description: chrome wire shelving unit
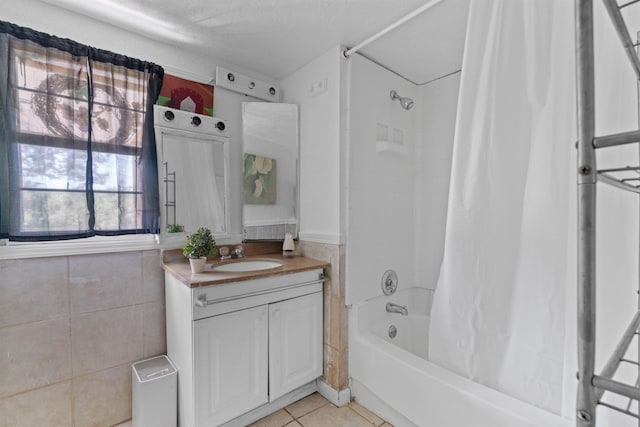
[[577, 0, 640, 425]]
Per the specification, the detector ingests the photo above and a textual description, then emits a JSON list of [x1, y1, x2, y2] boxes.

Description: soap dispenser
[[282, 233, 295, 258]]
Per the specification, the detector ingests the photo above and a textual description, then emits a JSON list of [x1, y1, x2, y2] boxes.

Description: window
[[0, 21, 164, 241]]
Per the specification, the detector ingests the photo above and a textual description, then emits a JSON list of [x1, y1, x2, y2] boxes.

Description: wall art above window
[[157, 74, 214, 116]]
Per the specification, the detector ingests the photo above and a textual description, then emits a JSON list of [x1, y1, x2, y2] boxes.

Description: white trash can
[[132, 355, 177, 427]]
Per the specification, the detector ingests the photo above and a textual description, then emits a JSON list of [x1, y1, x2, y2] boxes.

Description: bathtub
[[349, 287, 571, 427]]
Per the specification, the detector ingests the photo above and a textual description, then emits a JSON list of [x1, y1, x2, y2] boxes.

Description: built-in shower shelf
[[375, 141, 408, 155], [375, 123, 408, 155]]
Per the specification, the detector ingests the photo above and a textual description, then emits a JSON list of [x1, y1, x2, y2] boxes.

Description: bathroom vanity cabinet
[[164, 263, 324, 427]]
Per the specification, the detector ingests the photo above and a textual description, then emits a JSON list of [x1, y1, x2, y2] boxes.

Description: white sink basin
[[212, 259, 283, 273]]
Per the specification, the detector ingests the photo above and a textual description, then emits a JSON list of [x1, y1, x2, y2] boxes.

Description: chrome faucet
[[386, 302, 408, 316]]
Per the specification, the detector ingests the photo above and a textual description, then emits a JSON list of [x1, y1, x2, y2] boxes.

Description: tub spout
[[386, 302, 408, 316]]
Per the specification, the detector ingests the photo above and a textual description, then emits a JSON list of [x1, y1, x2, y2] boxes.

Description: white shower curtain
[[428, 0, 576, 415], [429, 0, 640, 422]]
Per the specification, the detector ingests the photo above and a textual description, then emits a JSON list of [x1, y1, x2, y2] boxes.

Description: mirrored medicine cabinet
[[154, 102, 299, 244], [154, 105, 230, 242], [241, 102, 299, 241]]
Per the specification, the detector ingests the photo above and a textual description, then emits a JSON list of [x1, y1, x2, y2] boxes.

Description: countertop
[[162, 252, 329, 288]]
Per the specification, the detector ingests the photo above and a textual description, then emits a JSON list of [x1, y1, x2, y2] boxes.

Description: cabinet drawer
[[192, 269, 323, 320]]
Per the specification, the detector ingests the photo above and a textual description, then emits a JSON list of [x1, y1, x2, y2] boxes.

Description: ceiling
[[37, 0, 470, 84]]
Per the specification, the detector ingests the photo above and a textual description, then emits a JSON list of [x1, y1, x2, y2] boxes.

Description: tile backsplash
[[0, 249, 166, 427], [296, 240, 348, 392], [243, 223, 298, 240]]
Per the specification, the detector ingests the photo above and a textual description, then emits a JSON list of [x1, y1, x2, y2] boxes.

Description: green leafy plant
[[183, 227, 217, 259], [166, 223, 184, 233]]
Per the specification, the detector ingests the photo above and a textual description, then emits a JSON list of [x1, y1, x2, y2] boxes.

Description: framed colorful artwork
[[244, 153, 277, 204], [157, 74, 214, 116]]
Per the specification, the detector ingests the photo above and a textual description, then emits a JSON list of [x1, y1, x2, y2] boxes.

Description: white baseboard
[[316, 378, 351, 407]]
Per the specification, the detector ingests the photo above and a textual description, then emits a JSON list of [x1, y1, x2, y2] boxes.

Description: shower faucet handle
[[381, 270, 398, 295]]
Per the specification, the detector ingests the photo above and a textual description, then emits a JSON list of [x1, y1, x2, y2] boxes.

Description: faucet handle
[[234, 245, 245, 258], [219, 246, 231, 260]]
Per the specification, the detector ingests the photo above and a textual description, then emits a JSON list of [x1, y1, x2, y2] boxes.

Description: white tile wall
[[0, 318, 71, 397], [0, 257, 68, 328], [0, 381, 73, 427], [70, 252, 143, 314], [142, 250, 165, 304], [71, 306, 144, 376], [143, 301, 167, 358], [0, 249, 165, 426], [73, 364, 132, 427]]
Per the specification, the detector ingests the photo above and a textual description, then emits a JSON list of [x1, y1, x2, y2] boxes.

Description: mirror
[[242, 102, 299, 240], [154, 105, 230, 240]]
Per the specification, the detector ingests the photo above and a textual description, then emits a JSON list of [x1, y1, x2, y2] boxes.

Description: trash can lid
[[133, 355, 176, 382]]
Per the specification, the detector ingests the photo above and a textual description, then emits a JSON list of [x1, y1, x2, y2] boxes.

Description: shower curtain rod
[[342, 0, 444, 59]]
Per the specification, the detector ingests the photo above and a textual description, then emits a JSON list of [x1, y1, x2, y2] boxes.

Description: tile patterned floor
[[114, 393, 392, 427], [250, 393, 393, 427]]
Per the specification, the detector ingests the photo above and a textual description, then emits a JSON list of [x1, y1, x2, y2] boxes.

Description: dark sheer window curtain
[[0, 21, 163, 241]]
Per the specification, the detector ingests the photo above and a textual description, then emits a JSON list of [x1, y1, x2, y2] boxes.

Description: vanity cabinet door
[[194, 305, 268, 427], [268, 291, 323, 400]]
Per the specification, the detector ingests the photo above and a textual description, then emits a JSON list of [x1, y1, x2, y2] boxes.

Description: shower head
[[390, 90, 414, 110]]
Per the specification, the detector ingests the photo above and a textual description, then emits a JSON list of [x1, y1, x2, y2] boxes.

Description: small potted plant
[[183, 227, 217, 273], [166, 223, 184, 233]]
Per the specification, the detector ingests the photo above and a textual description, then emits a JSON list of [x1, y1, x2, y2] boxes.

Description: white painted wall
[[345, 54, 418, 305], [4, 0, 214, 82], [414, 73, 460, 290], [280, 46, 344, 244]]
